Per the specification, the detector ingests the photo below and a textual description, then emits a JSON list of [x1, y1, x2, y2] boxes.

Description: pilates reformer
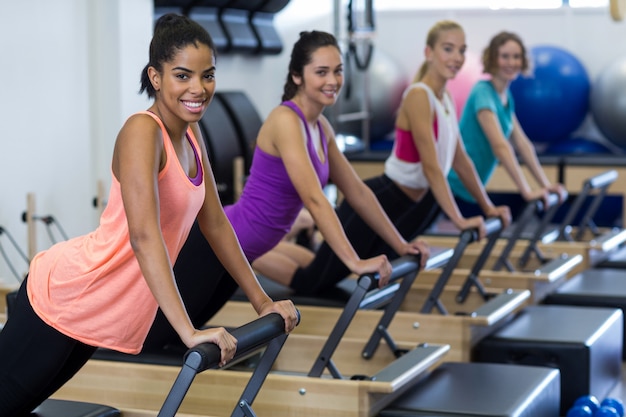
[[29, 311, 295, 417], [214, 234, 531, 363], [508, 169, 626, 269], [428, 170, 626, 273], [56, 253, 555, 416], [419, 195, 583, 304], [55, 255, 452, 416]]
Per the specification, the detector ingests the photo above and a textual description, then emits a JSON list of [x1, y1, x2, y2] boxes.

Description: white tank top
[[385, 82, 459, 190]]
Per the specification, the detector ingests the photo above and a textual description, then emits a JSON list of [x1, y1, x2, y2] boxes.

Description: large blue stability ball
[[510, 45, 591, 145], [591, 56, 626, 150], [544, 136, 613, 155], [601, 398, 625, 417]]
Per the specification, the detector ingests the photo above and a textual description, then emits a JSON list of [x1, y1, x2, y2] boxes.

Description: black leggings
[[290, 175, 441, 295], [0, 278, 97, 416], [142, 222, 239, 351]]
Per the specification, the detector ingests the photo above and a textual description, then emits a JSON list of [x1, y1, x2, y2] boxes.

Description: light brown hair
[[482, 31, 529, 76]]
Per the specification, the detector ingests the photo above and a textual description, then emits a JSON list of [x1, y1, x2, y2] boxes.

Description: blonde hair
[[414, 20, 464, 83]]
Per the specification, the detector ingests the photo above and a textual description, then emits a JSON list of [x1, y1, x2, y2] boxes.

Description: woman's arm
[[322, 118, 428, 268], [478, 110, 536, 196], [451, 138, 511, 228], [478, 109, 547, 202], [509, 116, 567, 201]]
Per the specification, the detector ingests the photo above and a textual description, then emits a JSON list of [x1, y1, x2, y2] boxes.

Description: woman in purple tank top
[[250, 31, 428, 287]]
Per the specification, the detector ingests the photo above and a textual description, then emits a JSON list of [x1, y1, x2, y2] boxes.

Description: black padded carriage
[[155, 0, 290, 55], [198, 90, 245, 205], [379, 362, 561, 417], [250, 0, 290, 54], [30, 399, 119, 417], [215, 90, 263, 174], [474, 304, 622, 415], [188, 6, 230, 52], [544, 267, 626, 359]]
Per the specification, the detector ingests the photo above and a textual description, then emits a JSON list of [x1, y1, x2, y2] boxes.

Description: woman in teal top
[[448, 31, 565, 215]]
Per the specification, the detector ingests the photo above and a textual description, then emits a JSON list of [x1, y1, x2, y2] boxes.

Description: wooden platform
[[410, 253, 582, 305], [207, 297, 528, 363], [53, 333, 449, 417], [422, 231, 609, 278]]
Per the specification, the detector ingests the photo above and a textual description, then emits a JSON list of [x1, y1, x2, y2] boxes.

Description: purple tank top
[[224, 101, 330, 261]]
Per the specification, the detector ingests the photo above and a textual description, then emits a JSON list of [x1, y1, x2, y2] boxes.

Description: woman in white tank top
[[384, 20, 510, 240]]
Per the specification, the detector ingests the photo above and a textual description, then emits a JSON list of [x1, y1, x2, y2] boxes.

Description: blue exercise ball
[[602, 398, 625, 417], [573, 395, 601, 414], [544, 136, 613, 155], [510, 45, 591, 145], [590, 56, 626, 149], [596, 406, 621, 417]]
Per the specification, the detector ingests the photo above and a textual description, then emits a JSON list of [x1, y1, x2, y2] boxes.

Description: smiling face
[[493, 39, 524, 83], [292, 45, 343, 109], [149, 42, 216, 124], [426, 28, 466, 81]]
